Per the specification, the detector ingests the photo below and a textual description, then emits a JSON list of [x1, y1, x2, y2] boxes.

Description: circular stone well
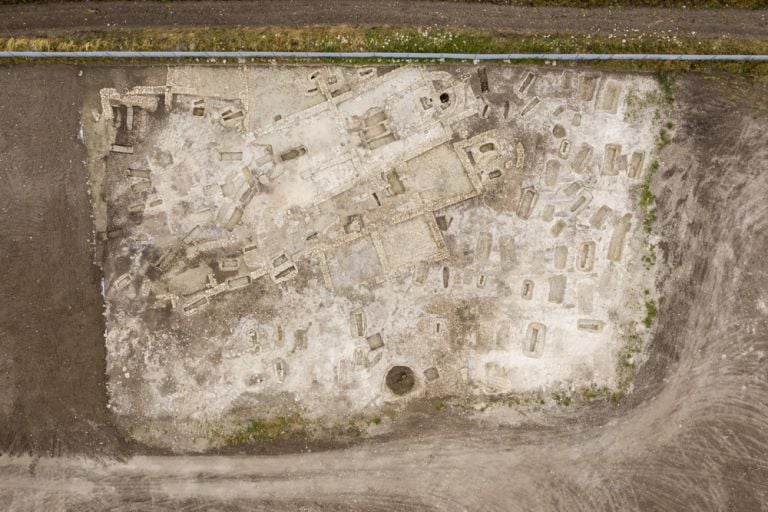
[[386, 366, 415, 395]]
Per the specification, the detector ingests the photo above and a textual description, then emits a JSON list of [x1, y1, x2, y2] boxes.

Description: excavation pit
[[86, 64, 660, 451]]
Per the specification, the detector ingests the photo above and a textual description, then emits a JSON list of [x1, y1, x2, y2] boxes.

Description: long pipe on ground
[[0, 51, 767, 60]]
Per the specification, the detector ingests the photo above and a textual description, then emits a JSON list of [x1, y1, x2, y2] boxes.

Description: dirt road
[[0, 1, 766, 38], [1, 68, 768, 510]]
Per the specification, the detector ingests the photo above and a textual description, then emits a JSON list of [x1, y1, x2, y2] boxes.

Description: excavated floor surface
[[87, 64, 658, 451], [1, 64, 767, 511]]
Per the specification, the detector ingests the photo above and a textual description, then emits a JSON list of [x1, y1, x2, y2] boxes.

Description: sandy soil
[[0, 1, 766, 38], [1, 65, 768, 510]]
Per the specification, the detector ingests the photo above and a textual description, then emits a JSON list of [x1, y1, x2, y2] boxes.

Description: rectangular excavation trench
[[85, 64, 659, 450]]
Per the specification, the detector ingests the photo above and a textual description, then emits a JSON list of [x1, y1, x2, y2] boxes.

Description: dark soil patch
[[386, 366, 416, 395], [0, 64, 164, 458]]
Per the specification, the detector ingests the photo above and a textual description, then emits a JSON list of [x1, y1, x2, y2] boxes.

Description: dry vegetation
[[2, 26, 767, 76], [2, 26, 767, 55]]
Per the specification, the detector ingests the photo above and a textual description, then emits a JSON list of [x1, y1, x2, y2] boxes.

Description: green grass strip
[[2, 26, 767, 55]]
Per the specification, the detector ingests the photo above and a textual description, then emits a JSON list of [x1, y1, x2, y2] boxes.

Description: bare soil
[[0, 1, 766, 39], [0, 65, 118, 457], [0, 64, 165, 458]]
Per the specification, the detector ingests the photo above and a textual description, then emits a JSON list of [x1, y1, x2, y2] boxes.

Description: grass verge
[[2, 27, 767, 76], [220, 413, 386, 446], [2, 26, 768, 56], [224, 414, 311, 445]]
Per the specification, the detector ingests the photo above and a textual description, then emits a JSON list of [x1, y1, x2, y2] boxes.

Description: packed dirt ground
[[0, 0, 766, 39], [1, 63, 768, 511], [0, 65, 124, 458]]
